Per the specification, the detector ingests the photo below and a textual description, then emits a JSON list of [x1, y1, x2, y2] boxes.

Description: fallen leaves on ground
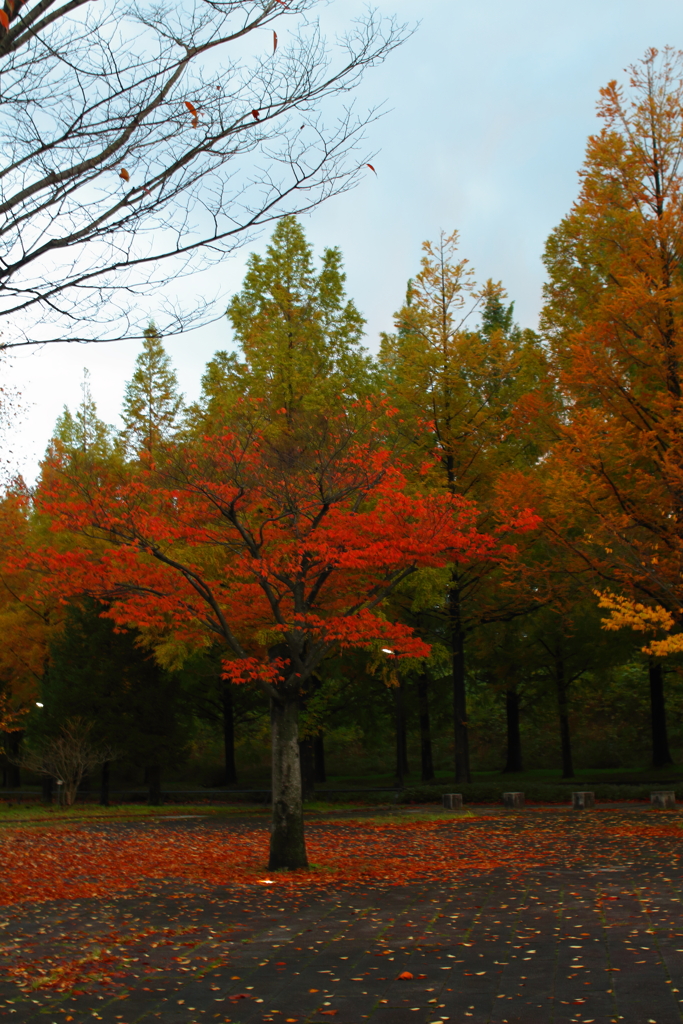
[[0, 810, 680, 908], [2, 923, 190, 992], [0, 811, 682, 1006]]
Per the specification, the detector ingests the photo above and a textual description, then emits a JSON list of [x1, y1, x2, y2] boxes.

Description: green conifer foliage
[[121, 324, 183, 456], [480, 287, 519, 342], [41, 600, 189, 797], [199, 217, 375, 421], [52, 369, 113, 462]]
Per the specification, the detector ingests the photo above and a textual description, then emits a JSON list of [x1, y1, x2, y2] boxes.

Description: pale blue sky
[[8, 0, 683, 479]]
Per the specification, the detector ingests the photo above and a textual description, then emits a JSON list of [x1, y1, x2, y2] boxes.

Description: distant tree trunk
[[313, 731, 326, 783], [503, 687, 523, 773], [416, 672, 435, 782], [449, 584, 471, 783], [394, 678, 409, 784], [269, 695, 308, 870], [299, 735, 315, 800], [555, 652, 574, 779], [147, 764, 161, 805], [3, 732, 22, 787], [42, 774, 53, 804], [222, 681, 238, 785], [100, 760, 110, 807], [649, 659, 673, 767]]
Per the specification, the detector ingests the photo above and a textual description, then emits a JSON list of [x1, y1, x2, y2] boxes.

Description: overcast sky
[[7, 0, 683, 481]]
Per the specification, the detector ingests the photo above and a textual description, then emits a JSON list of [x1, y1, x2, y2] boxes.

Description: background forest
[[3, 50, 683, 810]]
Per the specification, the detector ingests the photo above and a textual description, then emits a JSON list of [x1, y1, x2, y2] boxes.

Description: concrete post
[[442, 793, 463, 810], [503, 791, 524, 809], [572, 791, 595, 809], [651, 791, 676, 809]]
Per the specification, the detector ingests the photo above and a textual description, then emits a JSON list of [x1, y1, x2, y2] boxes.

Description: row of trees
[[2, 48, 683, 870]]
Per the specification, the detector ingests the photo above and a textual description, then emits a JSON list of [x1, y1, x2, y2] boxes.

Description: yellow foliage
[[595, 590, 680, 656]]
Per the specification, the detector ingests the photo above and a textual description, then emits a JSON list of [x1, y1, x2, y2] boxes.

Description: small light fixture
[[35, 702, 44, 708], [381, 648, 393, 654]]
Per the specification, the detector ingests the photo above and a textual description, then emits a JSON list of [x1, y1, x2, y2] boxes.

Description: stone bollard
[[442, 793, 463, 810], [572, 791, 595, 809], [651, 791, 676, 809], [503, 791, 524, 809]]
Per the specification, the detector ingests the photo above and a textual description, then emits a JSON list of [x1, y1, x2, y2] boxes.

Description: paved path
[[1, 810, 682, 1024]]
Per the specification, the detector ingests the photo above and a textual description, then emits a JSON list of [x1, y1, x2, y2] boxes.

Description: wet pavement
[[1, 809, 683, 1024]]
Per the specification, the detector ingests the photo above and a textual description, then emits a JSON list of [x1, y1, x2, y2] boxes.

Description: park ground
[[1, 804, 683, 1024]]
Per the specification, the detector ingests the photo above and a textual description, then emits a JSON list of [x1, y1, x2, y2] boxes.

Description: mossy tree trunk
[[147, 764, 161, 805], [394, 677, 409, 784], [503, 687, 523, 773], [450, 585, 471, 783], [100, 760, 110, 806], [649, 659, 673, 768], [313, 731, 326, 783], [555, 652, 574, 779], [222, 682, 238, 785], [417, 672, 435, 782], [299, 735, 316, 800]]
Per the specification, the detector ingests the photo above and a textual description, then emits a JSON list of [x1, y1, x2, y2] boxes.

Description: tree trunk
[[394, 678, 409, 784], [100, 760, 110, 807], [269, 697, 308, 870], [222, 681, 238, 785], [299, 735, 315, 800], [555, 652, 574, 779], [313, 731, 326, 783], [416, 672, 435, 782], [147, 764, 161, 805], [649, 658, 673, 767], [503, 687, 523, 773], [3, 732, 21, 787], [42, 774, 53, 804], [449, 585, 471, 782]]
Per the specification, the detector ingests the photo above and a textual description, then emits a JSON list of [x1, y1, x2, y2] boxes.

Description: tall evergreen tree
[[196, 217, 376, 423], [538, 48, 683, 763], [41, 600, 188, 805], [380, 231, 547, 783], [52, 369, 113, 461], [120, 325, 183, 456]]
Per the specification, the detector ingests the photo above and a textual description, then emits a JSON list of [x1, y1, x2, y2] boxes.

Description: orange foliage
[[34, 411, 539, 693], [525, 49, 683, 635], [0, 491, 65, 727], [0, 812, 680, 910]]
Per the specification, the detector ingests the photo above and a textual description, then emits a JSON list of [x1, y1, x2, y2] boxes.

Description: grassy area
[[402, 779, 683, 804], [0, 799, 408, 825], [2, 761, 681, 821], [470, 764, 683, 784], [324, 763, 683, 788], [0, 802, 271, 824]]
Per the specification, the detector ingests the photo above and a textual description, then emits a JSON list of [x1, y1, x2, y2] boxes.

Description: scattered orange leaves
[[1, 812, 680, 910]]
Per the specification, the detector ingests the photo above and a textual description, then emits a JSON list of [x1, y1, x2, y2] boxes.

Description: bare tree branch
[[0, 0, 410, 345]]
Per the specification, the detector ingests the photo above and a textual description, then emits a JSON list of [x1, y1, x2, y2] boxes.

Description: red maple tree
[[35, 402, 538, 867]]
